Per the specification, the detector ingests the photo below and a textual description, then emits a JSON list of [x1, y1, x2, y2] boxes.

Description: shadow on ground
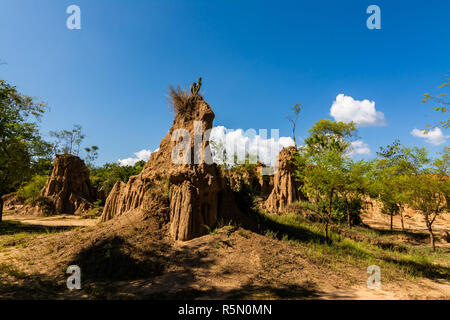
[[0, 220, 76, 235]]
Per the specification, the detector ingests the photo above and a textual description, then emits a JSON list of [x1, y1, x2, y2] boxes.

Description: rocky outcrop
[[264, 146, 304, 214], [256, 164, 274, 197], [2, 193, 22, 211], [41, 154, 104, 215], [101, 93, 242, 241]]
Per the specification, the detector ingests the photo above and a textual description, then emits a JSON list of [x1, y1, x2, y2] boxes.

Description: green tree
[[370, 141, 429, 231], [84, 145, 99, 168], [407, 149, 449, 250], [295, 120, 360, 240], [337, 159, 370, 228], [0, 80, 50, 221], [305, 119, 357, 154], [90, 161, 146, 195], [49, 124, 85, 156]]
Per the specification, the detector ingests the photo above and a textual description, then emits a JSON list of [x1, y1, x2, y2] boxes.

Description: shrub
[[33, 196, 56, 216], [16, 175, 48, 203], [90, 161, 146, 196], [332, 197, 363, 226]]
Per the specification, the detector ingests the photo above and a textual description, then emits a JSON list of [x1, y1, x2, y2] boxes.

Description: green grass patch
[[260, 213, 450, 282], [0, 220, 76, 250], [0, 263, 27, 279]]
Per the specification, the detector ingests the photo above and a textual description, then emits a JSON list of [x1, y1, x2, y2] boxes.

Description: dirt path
[[2, 213, 98, 227]]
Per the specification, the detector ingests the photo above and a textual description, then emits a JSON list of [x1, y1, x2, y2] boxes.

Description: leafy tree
[[336, 159, 370, 228], [295, 120, 361, 240], [423, 76, 449, 130], [407, 149, 449, 250], [84, 145, 99, 167], [370, 141, 429, 230], [0, 80, 51, 221], [90, 161, 146, 195], [298, 149, 343, 240], [49, 124, 85, 156], [305, 119, 357, 154]]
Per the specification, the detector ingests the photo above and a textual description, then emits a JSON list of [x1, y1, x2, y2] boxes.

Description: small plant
[[239, 231, 249, 239], [226, 225, 238, 237], [204, 225, 218, 236], [264, 230, 278, 239], [190, 77, 202, 96]]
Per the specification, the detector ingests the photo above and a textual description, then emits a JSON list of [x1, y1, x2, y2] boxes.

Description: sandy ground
[[2, 212, 98, 227], [1, 210, 449, 300], [362, 210, 449, 234]]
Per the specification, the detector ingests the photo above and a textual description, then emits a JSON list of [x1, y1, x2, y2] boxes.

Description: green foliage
[[210, 137, 260, 169], [33, 196, 56, 216], [49, 125, 100, 167], [84, 145, 99, 167], [90, 161, 146, 195], [16, 175, 48, 203], [190, 77, 202, 96], [294, 120, 366, 236], [30, 157, 52, 177], [0, 80, 51, 200], [332, 197, 363, 226], [49, 124, 85, 156], [304, 119, 357, 155], [222, 160, 262, 210], [422, 76, 449, 130], [204, 224, 218, 236], [239, 231, 249, 239], [406, 147, 450, 249], [369, 140, 429, 229], [85, 199, 104, 219]]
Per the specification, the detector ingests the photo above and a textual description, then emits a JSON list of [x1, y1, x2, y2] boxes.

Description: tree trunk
[[0, 195, 3, 223], [292, 125, 296, 148], [428, 229, 435, 251], [346, 204, 351, 228], [390, 214, 393, 231]]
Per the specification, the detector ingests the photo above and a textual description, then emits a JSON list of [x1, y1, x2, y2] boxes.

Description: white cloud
[[210, 126, 295, 166], [330, 94, 386, 127], [411, 127, 449, 146], [347, 140, 371, 158], [118, 149, 152, 166]]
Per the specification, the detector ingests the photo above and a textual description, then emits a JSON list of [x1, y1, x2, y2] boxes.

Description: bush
[[90, 161, 146, 196], [332, 197, 363, 226], [33, 196, 56, 216], [16, 175, 48, 203]]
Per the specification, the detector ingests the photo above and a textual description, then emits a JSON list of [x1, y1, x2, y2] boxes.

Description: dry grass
[[168, 85, 200, 118]]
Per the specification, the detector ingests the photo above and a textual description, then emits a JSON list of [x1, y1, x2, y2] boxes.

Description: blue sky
[[0, 0, 448, 165]]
